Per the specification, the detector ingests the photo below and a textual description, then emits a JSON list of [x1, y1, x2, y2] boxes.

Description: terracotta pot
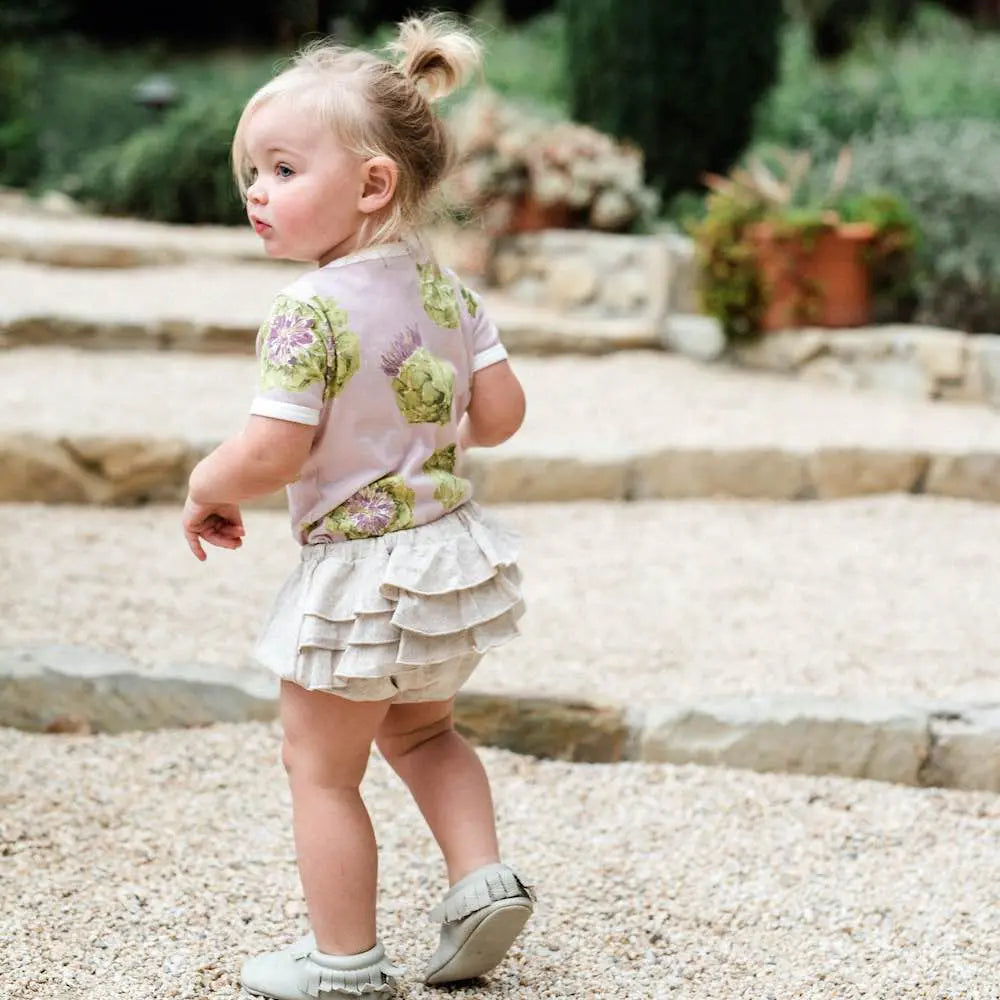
[[749, 221, 877, 331], [509, 195, 573, 233]]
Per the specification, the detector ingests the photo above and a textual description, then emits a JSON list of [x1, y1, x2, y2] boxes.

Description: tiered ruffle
[[253, 504, 523, 693]]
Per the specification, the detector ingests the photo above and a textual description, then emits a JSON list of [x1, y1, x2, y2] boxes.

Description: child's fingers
[[208, 514, 245, 537], [184, 528, 207, 561], [203, 524, 244, 549]]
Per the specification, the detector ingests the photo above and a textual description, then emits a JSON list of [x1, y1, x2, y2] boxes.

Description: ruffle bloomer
[[253, 503, 524, 701]]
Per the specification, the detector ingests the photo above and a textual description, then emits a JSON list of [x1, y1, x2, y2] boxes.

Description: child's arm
[[182, 417, 313, 560], [188, 416, 314, 504], [459, 360, 525, 448]]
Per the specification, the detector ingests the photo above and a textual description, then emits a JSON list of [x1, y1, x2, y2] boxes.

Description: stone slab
[[635, 696, 930, 786], [5, 643, 1000, 791]]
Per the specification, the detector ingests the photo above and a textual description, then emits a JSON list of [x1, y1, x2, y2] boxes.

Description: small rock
[[662, 314, 726, 362], [43, 714, 93, 735]]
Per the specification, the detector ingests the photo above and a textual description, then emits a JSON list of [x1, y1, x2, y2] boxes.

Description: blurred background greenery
[[1, 0, 998, 330]]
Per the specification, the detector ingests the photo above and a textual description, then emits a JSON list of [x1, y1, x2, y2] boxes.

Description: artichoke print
[[418, 261, 461, 329], [381, 327, 455, 425], [257, 296, 327, 394], [313, 296, 361, 400], [460, 285, 479, 318], [423, 445, 468, 511], [324, 476, 416, 539]]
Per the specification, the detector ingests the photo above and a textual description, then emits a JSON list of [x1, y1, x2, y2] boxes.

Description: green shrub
[[478, 9, 566, 112], [753, 24, 907, 161], [66, 93, 248, 224], [562, 0, 784, 199], [0, 46, 43, 187], [838, 119, 1000, 332], [755, 8, 1000, 156], [788, 0, 918, 59]]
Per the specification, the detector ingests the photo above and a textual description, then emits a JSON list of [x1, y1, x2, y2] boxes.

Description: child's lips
[[251, 217, 272, 235]]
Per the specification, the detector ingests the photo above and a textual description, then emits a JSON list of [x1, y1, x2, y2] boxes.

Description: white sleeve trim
[[472, 342, 508, 372], [249, 398, 321, 426]]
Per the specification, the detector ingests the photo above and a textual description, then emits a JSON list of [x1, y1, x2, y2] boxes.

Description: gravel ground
[[3, 723, 999, 1000], [3, 497, 1000, 704], [5, 346, 1000, 453]]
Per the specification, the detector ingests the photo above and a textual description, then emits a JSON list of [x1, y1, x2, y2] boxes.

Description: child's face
[[243, 100, 367, 266]]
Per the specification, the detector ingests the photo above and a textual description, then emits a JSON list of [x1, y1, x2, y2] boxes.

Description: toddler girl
[[181, 16, 533, 999]]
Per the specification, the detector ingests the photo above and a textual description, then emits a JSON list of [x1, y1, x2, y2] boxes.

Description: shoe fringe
[[298, 953, 404, 998], [429, 866, 535, 925]]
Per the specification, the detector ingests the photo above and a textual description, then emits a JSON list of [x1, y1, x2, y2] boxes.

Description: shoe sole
[[425, 899, 533, 985]]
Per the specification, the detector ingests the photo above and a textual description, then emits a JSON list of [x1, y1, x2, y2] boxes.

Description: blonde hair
[[232, 14, 482, 248]]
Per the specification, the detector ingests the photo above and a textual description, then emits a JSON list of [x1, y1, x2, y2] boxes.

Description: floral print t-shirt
[[249, 242, 508, 544]]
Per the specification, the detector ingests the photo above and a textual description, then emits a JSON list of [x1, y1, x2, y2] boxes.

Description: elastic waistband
[[300, 503, 481, 563]]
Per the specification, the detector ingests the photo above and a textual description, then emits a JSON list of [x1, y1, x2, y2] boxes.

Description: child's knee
[[376, 710, 453, 766], [281, 733, 369, 789]]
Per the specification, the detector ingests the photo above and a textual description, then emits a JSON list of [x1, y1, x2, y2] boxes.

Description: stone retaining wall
[[487, 229, 698, 320], [483, 230, 1000, 409], [732, 325, 1000, 408]]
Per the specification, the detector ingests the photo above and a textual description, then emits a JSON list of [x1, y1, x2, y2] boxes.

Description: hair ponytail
[[233, 14, 483, 245], [388, 14, 482, 102]]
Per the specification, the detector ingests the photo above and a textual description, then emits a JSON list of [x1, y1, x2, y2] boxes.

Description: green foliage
[[66, 93, 248, 224], [836, 120, 1000, 331], [478, 10, 566, 112], [690, 194, 768, 342], [9, 38, 278, 202], [562, 0, 784, 199], [755, 8, 1000, 157], [787, 0, 918, 58], [0, 46, 44, 187]]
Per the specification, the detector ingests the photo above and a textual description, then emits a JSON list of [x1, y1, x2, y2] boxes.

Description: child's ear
[[358, 156, 398, 215]]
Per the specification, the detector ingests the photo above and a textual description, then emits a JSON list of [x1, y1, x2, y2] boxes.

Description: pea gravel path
[[3, 723, 999, 1000], [3, 496, 1000, 703]]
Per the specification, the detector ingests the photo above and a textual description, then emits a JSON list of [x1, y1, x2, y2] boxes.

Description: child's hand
[[182, 497, 245, 561]]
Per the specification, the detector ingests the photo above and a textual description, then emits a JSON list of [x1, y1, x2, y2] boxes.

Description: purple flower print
[[380, 326, 422, 376], [266, 312, 315, 366], [343, 486, 396, 535]]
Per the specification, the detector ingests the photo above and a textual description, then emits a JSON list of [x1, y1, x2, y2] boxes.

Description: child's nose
[[247, 180, 266, 204]]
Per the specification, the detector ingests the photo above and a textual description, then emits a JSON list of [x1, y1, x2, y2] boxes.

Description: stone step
[[3, 498, 1000, 790], [0, 195, 263, 266], [4, 346, 1000, 504], [0, 258, 663, 357]]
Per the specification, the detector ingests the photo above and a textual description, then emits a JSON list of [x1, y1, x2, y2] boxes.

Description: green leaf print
[[323, 475, 416, 539], [313, 296, 360, 401], [423, 444, 457, 473], [460, 285, 479, 318], [392, 347, 455, 425], [418, 261, 460, 329], [257, 295, 327, 394], [423, 446, 468, 511]]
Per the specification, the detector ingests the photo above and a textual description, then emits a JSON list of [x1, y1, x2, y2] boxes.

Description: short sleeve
[[249, 294, 329, 426], [459, 283, 508, 372]]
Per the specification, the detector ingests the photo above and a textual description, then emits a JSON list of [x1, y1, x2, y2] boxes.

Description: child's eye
[[247, 167, 259, 182], [276, 164, 294, 178]]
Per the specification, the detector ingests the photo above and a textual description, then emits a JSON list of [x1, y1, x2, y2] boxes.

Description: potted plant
[[444, 89, 659, 236], [691, 148, 918, 339]]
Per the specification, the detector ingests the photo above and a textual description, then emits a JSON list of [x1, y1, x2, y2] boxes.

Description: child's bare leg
[[279, 680, 391, 955], [375, 699, 500, 885]]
